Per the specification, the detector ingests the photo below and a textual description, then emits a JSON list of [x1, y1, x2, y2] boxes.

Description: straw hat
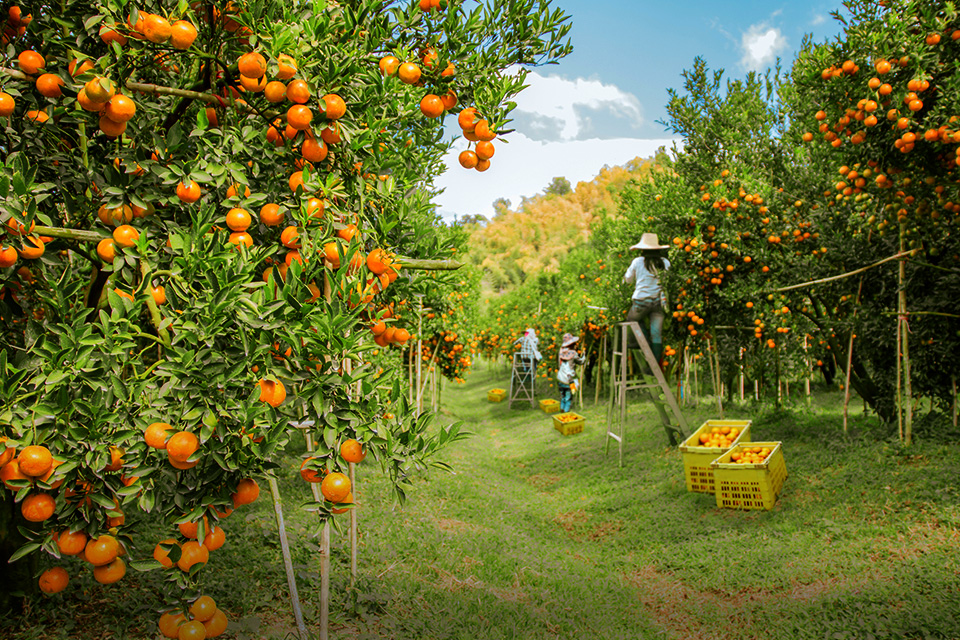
[[630, 232, 669, 251], [561, 333, 579, 348]]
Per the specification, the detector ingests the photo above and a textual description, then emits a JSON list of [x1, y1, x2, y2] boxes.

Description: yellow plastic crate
[[488, 389, 506, 403], [678, 420, 752, 494], [711, 442, 787, 510], [552, 412, 584, 436], [540, 399, 560, 414]]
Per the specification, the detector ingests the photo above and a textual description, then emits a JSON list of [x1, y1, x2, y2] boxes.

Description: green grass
[[4, 361, 960, 639]]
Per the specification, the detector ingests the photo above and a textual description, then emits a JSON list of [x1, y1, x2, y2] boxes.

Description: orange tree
[[0, 0, 571, 620], [788, 0, 960, 437]]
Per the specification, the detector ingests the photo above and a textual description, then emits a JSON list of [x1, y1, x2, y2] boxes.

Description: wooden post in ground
[[348, 462, 358, 586], [594, 334, 605, 406], [804, 336, 812, 406], [304, 430, 329, 640], [267, 477, 309, 640], [706, 338, 723, 418], [952, 375, 957, 429], [898, 222, 913, 445]]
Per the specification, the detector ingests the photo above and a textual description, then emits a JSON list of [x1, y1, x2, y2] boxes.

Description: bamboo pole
[[952, 375, 957, 429], [770, 250, 915, 293], [843, 278, 865, 433], [899, 222, 913, 446], [804, 336, 812, 406], [267, 476, 309, 640], [348, 462, 357, 587], [706, 339, 723, 417], [594, 334, 605, 406], [896, 310, 903, 442]]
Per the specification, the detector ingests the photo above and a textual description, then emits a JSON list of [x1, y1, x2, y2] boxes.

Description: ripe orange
[[320, 93, 346, 120], [379, 55, 399, 76], [25, 110, 49, 124], [112, 224, 139, 248], [320, 123, 342, 144], [0, 245, 15, 268], [104, 446, 124, 472], [177, 179, 201, 203], [166, 431, 199, 463], [286, 79, 310, 104], [458, 107, 478, 131], [203, 609, 229, 637], [240, 74, 267, 92], [475, 159, 491, 172], [1, 459, 28, 489], [18, 50, 45, 74], [280, 225, 301, 248], [93, 557, 126, 584], [287, 104, 313, 130], [99, 24, 128, 46], [55, 529, 88, 556], [260, 203, 283, 226], [158, 611, 186, 639], [142, 14, 172, 43], [176, 540, 209, 572], [277, 53, 298, 79], [340, 439, 366, 463], [258, 378, 286, 406], [98, 114, 126, 137], [474, 119, 496, 141], [264, 80, 287, 103], [144, 422, 173, 449], [0, 92, 14, 116], [331, 492, 354, 514], [440, 90, 457, 110], [38, 566, 69, 594], [398, 62, 421, 84], [288, 170, 305, 193], [190, 595, 218, 622], [301, 135, 328, 163], [85, 77, 115, 103], [300, 457, 324, 483], [170, 20, 198, 49], [84, 535, 120, 566], [475, 141, 495, 160], [366, 248, 391, 275], [153, 538, 179, 569], [35, 73, 64, 98], [419, 94, 443, 118], [179, 620, 208, 640], [151, 285, 166, 305], [238, 51, 267, 78], [232, 478, 260, 506], [226, 208, 252, 231], [22, 492, 56, 522], [202, 526, 225, 551], [321, 472, 351, 503], [18, 444, 53, 476]]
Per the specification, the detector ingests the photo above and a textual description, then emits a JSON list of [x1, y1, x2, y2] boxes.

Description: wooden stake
[[594, 335, 605, 406], [952, 375, 957, 429], [267, 477, 309, 640], [349, 462, 357, 586], [899, 222, 913, 445]]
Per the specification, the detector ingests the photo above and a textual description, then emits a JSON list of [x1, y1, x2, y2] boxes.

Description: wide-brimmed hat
[[559, 347, 578, 361], [630, 232, 669, 251], [561, 333, 579, 348]]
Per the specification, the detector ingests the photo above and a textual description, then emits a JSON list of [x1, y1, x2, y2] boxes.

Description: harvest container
[[539, 398, 560, 414], [678, 420, 752, 494], [710, 441, 787, 510], [552, 412, 584, 436], [488, 389, 506, 403]]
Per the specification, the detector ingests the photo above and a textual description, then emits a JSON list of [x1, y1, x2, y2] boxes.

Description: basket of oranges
[[539, 398, 560, 414], [710, 442, 787, 510], [552, 412, 584, 435], [678, 420, 752, 494], [488, 389, 507, 403]]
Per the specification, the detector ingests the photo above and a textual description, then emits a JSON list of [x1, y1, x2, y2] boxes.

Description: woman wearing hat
[[556, 333, 584, 413], [623, 232, 670, 363]]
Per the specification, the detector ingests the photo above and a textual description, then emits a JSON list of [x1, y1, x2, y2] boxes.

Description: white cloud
[[811, 13, 827, 26], [740, 24, 788, 70], [433, 132, 677, 221], [509, 71, 645, 141]]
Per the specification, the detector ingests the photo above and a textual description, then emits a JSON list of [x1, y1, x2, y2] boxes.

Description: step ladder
[[605, 321, 688, 467], [508, 352, 537, 409]]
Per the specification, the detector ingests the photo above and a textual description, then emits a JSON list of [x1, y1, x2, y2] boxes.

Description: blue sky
[[434, 0, 848, 220]]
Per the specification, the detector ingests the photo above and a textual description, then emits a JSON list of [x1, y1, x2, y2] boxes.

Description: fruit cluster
[[696, 425, 742, 448]]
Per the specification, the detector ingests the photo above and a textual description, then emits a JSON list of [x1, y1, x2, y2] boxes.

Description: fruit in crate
[[556, 414, 579, 423], [730, 446, 771, 464], [697, 425, 740, 447]]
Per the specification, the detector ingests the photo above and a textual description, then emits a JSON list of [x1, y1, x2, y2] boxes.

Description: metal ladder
[[605, 321, 688, 466], [508, 352, 537, 409]]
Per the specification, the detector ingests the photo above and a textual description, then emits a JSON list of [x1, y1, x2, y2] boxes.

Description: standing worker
[[513, 327, 542, 387], [556, 333, 584, 413], [623, 233, 670, 364]]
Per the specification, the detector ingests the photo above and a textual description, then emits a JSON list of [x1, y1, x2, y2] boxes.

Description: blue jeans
[[627, 297, 664, 360], [559, 384, 572, 412]]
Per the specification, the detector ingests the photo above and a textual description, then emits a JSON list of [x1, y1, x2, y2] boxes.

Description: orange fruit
[[166, 431, 199, 463], [277, 54, 298, 79], [85, 77, 115, 103], [264, 80, 286, 103], [238, 51, 267, 78], [475, 159, 491, 172], [379, 55, 399, 76], [100, 24, 128, 46], [331, 492, 354, 514], [225, 208, 251, 231], [321, 472, 351, 503], [287, 104, 313, 130], [203, 609, 229, 637], [225, 182, 250, 198], [398, 62, 421, 84], [0, 92, 14, 116], [280, 225, 300, 248], [440, 90, 457, 110], [190, 595, 218, 622], [419, 93, 443, 118], [178, 516, 208, 539], [457, 107, 478, 131], [35, 73, 64, 98], [84, 535, 120, 567], [22, 492, 56, 522], [18, 50, 45, 74], [232, 478, 260, 506], [18, 444, 52, 476], [55, 529, 88, 556], [299, 457, 323, 483], [93, 557, 126, 584], [202, 526, 225, 551], [240, 74, 267, 92], [98, 114, 126, 137], [38, 567, 69, 594], [158, 611, 186, 639], [170, 20, 198, 49], [320, 93, 346, 120], [25, 109, 49, 124], [340, 439, 366, 463], [320, 123, 341, 144], [258, 378, 286, 406], [286, 79, 310, 104], [260, 203, 283, 226], [1, 459, 29, 489], [288, 171, 304, 193], [458, 150, 478, 169], [177, 179, 201, 203], [366, 248, 391, 275], [112, 224, 139, 248], [176, 540, 209, 572], [151, 285, 166, 305], [142, 14, 172, 43], [144, 422, 173, 449], [228, 232, 252, 248], [301, 135, 328, 163], [104, 94, 136, 123], [153, 538, 179, 569]]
